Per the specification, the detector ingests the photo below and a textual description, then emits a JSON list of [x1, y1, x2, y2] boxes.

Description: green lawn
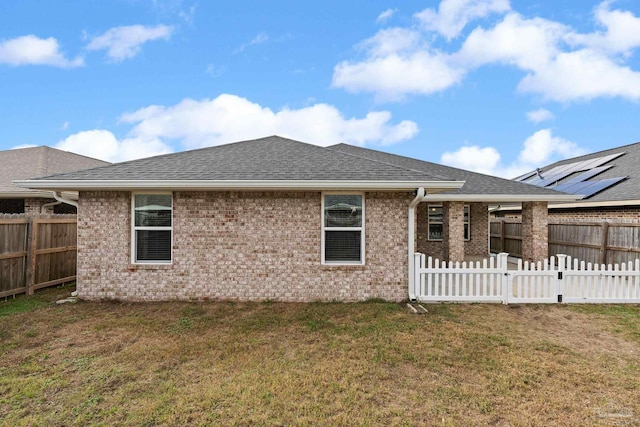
[[1, 285, 639, 426]]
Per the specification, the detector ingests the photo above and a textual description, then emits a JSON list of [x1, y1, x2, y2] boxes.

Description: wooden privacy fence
[[0, 214, 77, 298], [412, 252, 640, 304], [490, 219, 640, 264]]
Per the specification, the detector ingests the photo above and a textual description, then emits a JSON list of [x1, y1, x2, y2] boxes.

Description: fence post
[[599, 222, 609, 265], [556, 254, 567, 303], [26, 217, 39, 295], [498, 252, 509, 304], [500, 220, 506, 253]]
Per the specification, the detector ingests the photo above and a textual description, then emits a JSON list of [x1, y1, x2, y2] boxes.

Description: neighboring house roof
[[513, 140, 640, 208], [15, 136, 576, 202], [328, 143, 569, 202], [0, 146, 109, 198]]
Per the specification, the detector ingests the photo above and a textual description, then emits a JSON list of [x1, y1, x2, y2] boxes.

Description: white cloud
[[440, 129, 586, 178], [332, 28, 465, 101], [120, 93, 418, 148], [441, 145, 501, 175], [415, 0, 510, 40], [516, 129, 584, 166], [235, 32, 269, 53], [55, 129, 172, 162], [567, 1, 640, 55], [333, 1, 640, 103], [517, 48, 640, 102], [526, 108, 554, 123], [54, 94, 418, 162], [0, 35, 83, 67], [376, 8, 397, 24], [86, 25, 173, 61], [457, 13, 567, 70]]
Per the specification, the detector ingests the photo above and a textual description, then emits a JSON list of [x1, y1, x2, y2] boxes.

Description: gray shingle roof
[[526, 141, 640, 203], [30, 136, 446, 182], [327, 143, 566, 196], [0, 146, 109, 197], [20, 136, 574, 200]]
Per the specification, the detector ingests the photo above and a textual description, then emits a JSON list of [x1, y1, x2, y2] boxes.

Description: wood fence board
[[491, 219, 640, 264], [0, 215, 76, 297]]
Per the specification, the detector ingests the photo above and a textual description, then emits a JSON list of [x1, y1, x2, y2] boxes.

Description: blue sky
[[1, 0, 639, 178]]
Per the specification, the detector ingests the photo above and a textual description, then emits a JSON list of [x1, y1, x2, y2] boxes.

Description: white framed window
[[131, 193, 173, 264], [428, 204, 470, 241], [322, 193, 365, 265]]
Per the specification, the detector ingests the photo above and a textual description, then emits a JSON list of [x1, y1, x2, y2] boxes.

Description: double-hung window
[[428, 204, 470, 241], [132, 193, 172, 263], [322, 194, 364, 265]]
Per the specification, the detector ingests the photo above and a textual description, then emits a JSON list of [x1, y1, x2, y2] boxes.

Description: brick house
[[16, 136, 575, 302], [496, 140, 640, 221], [0, 146, 108, 214]]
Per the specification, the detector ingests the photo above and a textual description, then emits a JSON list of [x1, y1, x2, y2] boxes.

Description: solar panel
[[516, 151, 626, 198], [525, 163, 574, 186], [582, 152, 625, 170], [579, 177, 627, 199], [564, 165, 613, 183], [553, 180, 595, 194], [536, 163, 583, 187], [514, 170, 537, 181]]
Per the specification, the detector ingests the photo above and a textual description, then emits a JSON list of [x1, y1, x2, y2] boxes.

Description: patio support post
[[521, 201, 548, 262], [443, 201, 465, 263]]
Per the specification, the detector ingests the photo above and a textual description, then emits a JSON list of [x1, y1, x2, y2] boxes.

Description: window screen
[[133, 194, 172, 263], [323, 194, 363, 264]]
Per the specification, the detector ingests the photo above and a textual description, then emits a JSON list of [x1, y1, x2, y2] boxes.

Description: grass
[[1, 286, 639, 426]]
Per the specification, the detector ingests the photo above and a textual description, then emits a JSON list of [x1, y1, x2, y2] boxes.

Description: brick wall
[[465, 202, 489, 257], [521, 201, 548, 262], [24, 197, 57, 215], [77, 190, 412, 302], [443, 201, 465, 262], [416, 202, 489, 260], [549, 206, 640, 222]]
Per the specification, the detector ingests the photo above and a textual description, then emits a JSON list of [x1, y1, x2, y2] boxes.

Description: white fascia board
[[0, 190, 79, 200], [0, 190, 52, 198], [548, 199, 640, 209], [14, 179, 465, 192], [420, 194, 583, 203]]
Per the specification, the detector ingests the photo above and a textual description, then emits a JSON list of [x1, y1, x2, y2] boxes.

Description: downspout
[[408, 188, 425, 301], [51, 191, 78, 208], [40, 200, 62, 214]]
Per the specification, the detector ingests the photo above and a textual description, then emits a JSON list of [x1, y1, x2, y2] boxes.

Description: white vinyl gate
[[412, 252, 640, 304]]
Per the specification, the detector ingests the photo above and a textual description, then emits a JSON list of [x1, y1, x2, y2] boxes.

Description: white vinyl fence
[[412, 252, 640, 304]]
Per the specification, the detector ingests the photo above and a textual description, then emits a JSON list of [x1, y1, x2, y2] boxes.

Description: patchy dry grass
[[1, 286, 640, 426]]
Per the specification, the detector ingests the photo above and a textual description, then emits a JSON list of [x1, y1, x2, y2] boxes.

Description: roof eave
[[0, 190, 53, 198], [14, 179, 465, 192], [421, 194, 583, 203], [548, 199, 640, 209]]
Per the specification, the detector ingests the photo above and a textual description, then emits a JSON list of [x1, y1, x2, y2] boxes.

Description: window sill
[[127, 263, 173, 271], [322, 263, 366, 269]]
